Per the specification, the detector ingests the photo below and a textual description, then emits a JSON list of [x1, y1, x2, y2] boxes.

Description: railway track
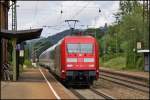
[[47, 67, 115, 99], [70, 87, 115, 99], [90, 87, 115, 99], [99, 69, 149, 93]]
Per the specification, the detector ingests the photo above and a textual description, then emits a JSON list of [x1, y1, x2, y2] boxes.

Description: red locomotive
[[39, 36, 99, 85]]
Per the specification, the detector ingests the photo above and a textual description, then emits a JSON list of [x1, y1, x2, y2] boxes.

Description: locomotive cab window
[[67, 43, 93, 53]]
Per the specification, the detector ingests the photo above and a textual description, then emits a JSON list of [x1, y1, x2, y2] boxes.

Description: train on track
[[39, 36, 99, 85]]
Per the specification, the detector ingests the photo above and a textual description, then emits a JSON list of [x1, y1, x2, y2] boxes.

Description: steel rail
[[70, 87, 115, 99], [90, 87, 115, 99], [69, 88, 86, 99], [99, 74, 149, 93], [100, 72, 149, 88], [100, 69, 149, 82]]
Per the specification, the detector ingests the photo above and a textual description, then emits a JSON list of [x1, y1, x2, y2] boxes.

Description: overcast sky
[[8, 1, 120, 37]]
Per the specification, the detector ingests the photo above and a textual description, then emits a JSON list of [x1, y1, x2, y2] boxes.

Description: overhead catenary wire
[[60, 2, 90, 30], [42, 2, 77, 31], [14, 2, 119, 39], [44, 6, 106, 32], [42, 2, 102, 32], [70, 2, 90, 20], [56, 4, 63, 27], [32, 1, 38, 27], [42, 4, 66, 31]]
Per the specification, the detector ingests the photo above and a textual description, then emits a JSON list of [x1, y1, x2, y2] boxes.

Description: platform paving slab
[[1, 67, 77, 99]]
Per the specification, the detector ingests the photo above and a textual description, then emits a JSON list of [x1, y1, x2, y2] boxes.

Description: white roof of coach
[[39, 38, 64, 57]]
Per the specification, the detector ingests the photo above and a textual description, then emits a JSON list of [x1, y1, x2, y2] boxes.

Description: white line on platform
[[39, 68, 61, 100]]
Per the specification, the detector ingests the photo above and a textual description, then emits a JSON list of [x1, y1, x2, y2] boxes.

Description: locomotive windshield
[[67, 43, 93, 53]]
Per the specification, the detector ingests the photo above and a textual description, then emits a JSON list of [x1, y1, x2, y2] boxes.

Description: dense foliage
[[95, 1, 149, 70]]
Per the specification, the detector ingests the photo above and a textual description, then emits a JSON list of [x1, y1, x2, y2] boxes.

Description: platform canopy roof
[[0, 28, 43, 43]]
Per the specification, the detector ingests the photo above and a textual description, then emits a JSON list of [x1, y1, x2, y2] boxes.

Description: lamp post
[[11, 1, 20, 81], [115, 16, 119, 55], [94, 8, 101, 38], [102, 23, 108, 62], [130, 27, 136, 65], [94, 17, 97, 38]]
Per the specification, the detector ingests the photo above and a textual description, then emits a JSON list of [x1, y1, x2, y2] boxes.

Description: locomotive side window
[[67, 43, 93, 53]]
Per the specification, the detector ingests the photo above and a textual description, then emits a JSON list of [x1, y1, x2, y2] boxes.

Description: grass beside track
[[102, 56, 126, 70], [100, 56, 143, 71]]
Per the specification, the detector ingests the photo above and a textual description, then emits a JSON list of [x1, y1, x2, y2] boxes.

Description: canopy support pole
[[12, 38, 17, 81]]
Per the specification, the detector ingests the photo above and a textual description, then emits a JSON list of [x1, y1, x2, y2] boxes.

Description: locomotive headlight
[[96, 70, 99, 73], [89, 64, 94, 67], [62, 70, 65, 73], [67, 58, 77, 62], [67, 64, 73, 67], [84, 58, 94, 62]]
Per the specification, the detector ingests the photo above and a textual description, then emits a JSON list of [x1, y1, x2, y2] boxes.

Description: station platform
[[1, 67, 77, 99]]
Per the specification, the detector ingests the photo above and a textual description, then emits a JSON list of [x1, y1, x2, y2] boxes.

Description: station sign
[[137, 42, 142, 49], [19, 50, 24, 57]]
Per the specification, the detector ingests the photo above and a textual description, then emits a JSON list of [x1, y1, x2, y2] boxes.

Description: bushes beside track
[[24, 59, 33, 68], [101, 55, 144, 71], [101, 56, 126, 70]]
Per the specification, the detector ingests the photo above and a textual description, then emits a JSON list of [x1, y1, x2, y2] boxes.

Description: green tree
[[99, 1, 149, 70], [117, 1, 148, 69]]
